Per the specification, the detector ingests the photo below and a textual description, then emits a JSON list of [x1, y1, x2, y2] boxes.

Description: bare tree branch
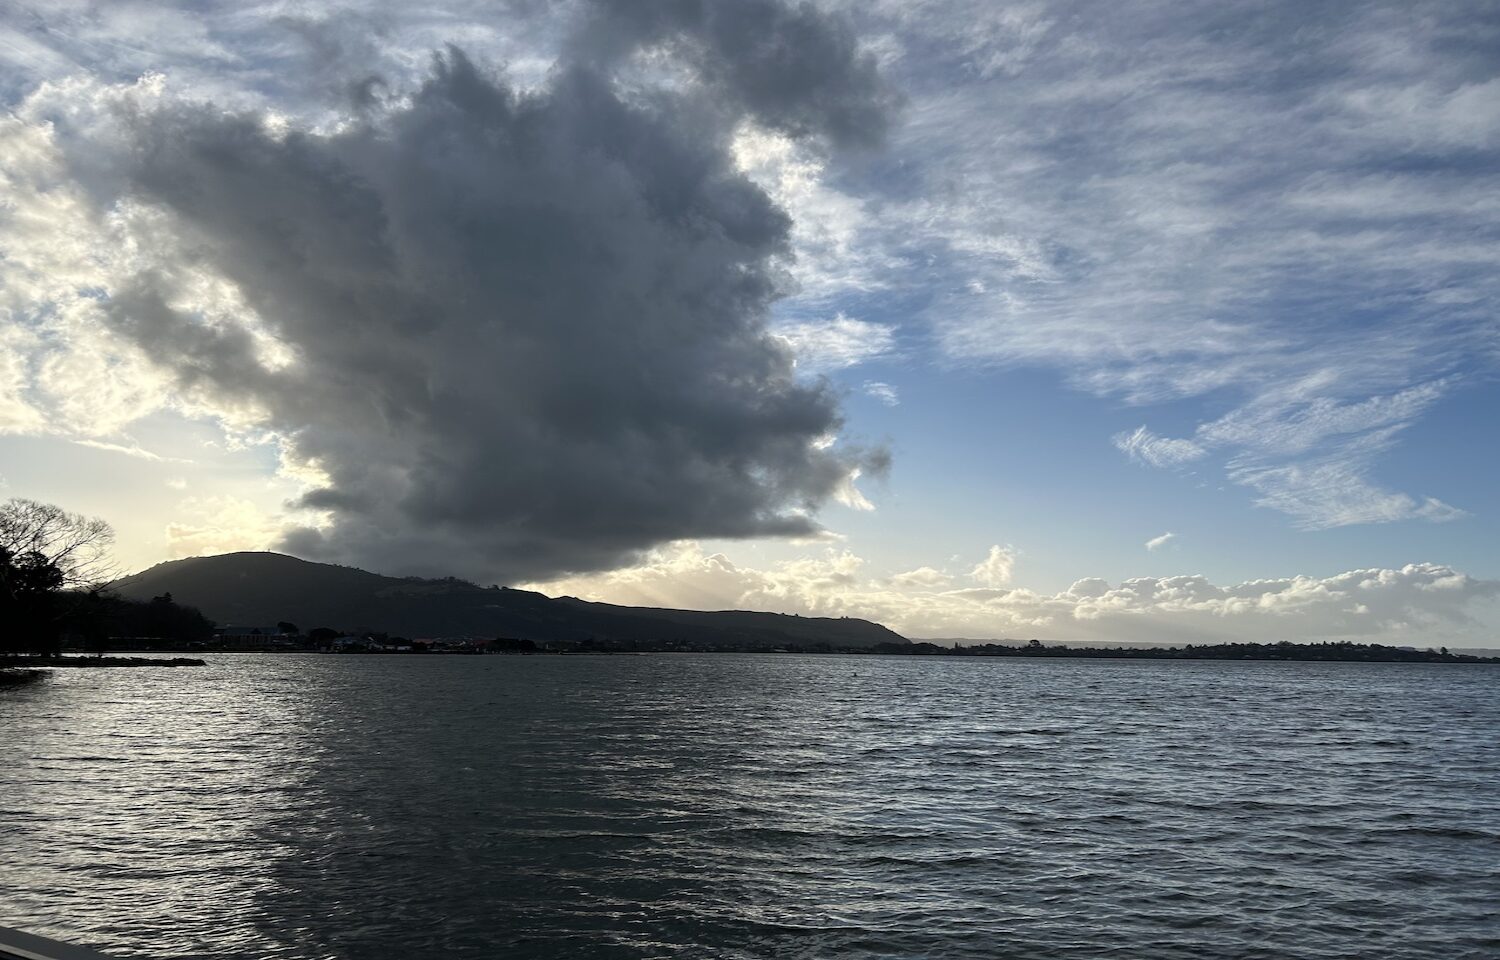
[[0, 499, 117, 588]]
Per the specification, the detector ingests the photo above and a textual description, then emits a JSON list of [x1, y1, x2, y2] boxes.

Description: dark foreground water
[[2, 654, 1497, 959]]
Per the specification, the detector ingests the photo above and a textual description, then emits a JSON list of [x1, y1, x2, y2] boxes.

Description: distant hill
[[109, 552, 907, 650]]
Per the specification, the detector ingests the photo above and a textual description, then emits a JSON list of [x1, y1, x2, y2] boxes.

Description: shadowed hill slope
[[110, 552, 907, 649]]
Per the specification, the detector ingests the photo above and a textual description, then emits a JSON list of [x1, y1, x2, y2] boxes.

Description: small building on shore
[[214, 626, 297, 650]]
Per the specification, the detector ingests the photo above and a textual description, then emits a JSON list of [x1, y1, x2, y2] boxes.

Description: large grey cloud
[[53, 3, 896, 581], [571, 0, 898, 148]]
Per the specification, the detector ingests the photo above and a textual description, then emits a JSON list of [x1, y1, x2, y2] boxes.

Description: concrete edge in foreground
[[0, 926, 115, 960]]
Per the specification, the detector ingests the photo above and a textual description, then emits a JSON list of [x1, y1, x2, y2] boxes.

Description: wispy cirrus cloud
[[1113, 427, 1206, 469], [1114, 380, 1465, 528], [72, 439, 191, 463], [792, 0, 1500, 530], [1228, 426, 1467, 531], [862, 380, 900, 406], [773, 313, 897, 373]]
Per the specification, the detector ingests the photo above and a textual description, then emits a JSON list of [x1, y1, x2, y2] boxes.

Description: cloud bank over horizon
[[529, 543, 1500, 648]]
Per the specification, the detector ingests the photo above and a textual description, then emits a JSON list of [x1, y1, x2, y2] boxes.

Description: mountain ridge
[[109, 552, 908, 649]]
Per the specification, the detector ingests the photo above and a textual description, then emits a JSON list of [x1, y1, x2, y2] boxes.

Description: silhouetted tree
[[48, 590, 214, 652], [0, 547, 66, 655], [132, 593, 213, 645], [277, 621, 300, 636], [73, 589, 111, 656], [0, 499, 115, 588], [492, 636, 537, 653], [0, 499, 116, 656]]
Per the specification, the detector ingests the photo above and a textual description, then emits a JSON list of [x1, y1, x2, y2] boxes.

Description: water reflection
[[248, 655, 827, 958], [0, 658, 328, 957], [3, 655, 1499, 959]]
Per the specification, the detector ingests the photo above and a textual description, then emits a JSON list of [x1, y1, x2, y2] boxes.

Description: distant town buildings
[[214, 626, 298, 650]]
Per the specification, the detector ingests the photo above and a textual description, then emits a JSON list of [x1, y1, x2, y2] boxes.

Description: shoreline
[[0, 656, 208, 669], [7, 645, 1496, 667]]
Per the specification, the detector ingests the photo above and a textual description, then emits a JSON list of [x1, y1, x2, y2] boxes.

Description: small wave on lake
[[2, 654, 1497, 959]]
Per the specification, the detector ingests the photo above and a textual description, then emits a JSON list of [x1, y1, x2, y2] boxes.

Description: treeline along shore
[[876, 639, 1498, 663], [303, 638, 1494, 662]]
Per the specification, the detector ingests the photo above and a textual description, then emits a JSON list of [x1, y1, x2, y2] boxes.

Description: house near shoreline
[[324, 635, 492, 653], [214, 626, 297, 650]]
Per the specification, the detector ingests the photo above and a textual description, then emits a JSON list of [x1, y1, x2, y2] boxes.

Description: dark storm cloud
[[572, 0, 899, 149], [95, 5, 893, 582]]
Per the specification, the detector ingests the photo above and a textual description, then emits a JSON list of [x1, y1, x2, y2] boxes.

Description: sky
[[1, 0, 1497, 645]]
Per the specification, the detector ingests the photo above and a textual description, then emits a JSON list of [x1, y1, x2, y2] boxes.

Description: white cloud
[[1228, 425, 1468, 530], [1145, 532, 1175, 551], [0, 79, 268, 441], [163, 495, 298, 559], [773, 313, 897, 373], [862, 380, 900, 406], [1413, 498, 1468, 524], [732, 126, 896, 298], [1113, 427, 1206, 468], [1103, 383, 1460, 528], [73, 440, 189, 463], [969, 544, 1015, 586], [889, 565, 951, 588], [0, 326, 45, 433], [1065, 578, 1110, 599], [1196, 381, 1450, 457], [832, 467, 877, 512], [1110, 383, 1461, 528], [1201, 384, 1462, 528], [528, 542, 1500, 647]]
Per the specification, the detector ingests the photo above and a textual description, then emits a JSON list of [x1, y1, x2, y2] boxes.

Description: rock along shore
[[0, 656, 208, 668]]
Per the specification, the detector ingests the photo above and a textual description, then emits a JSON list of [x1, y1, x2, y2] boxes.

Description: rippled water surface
[[3, 654, 1498, 959]]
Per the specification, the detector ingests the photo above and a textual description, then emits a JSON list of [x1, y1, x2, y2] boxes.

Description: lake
[[2, 654, 1497, 958]]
